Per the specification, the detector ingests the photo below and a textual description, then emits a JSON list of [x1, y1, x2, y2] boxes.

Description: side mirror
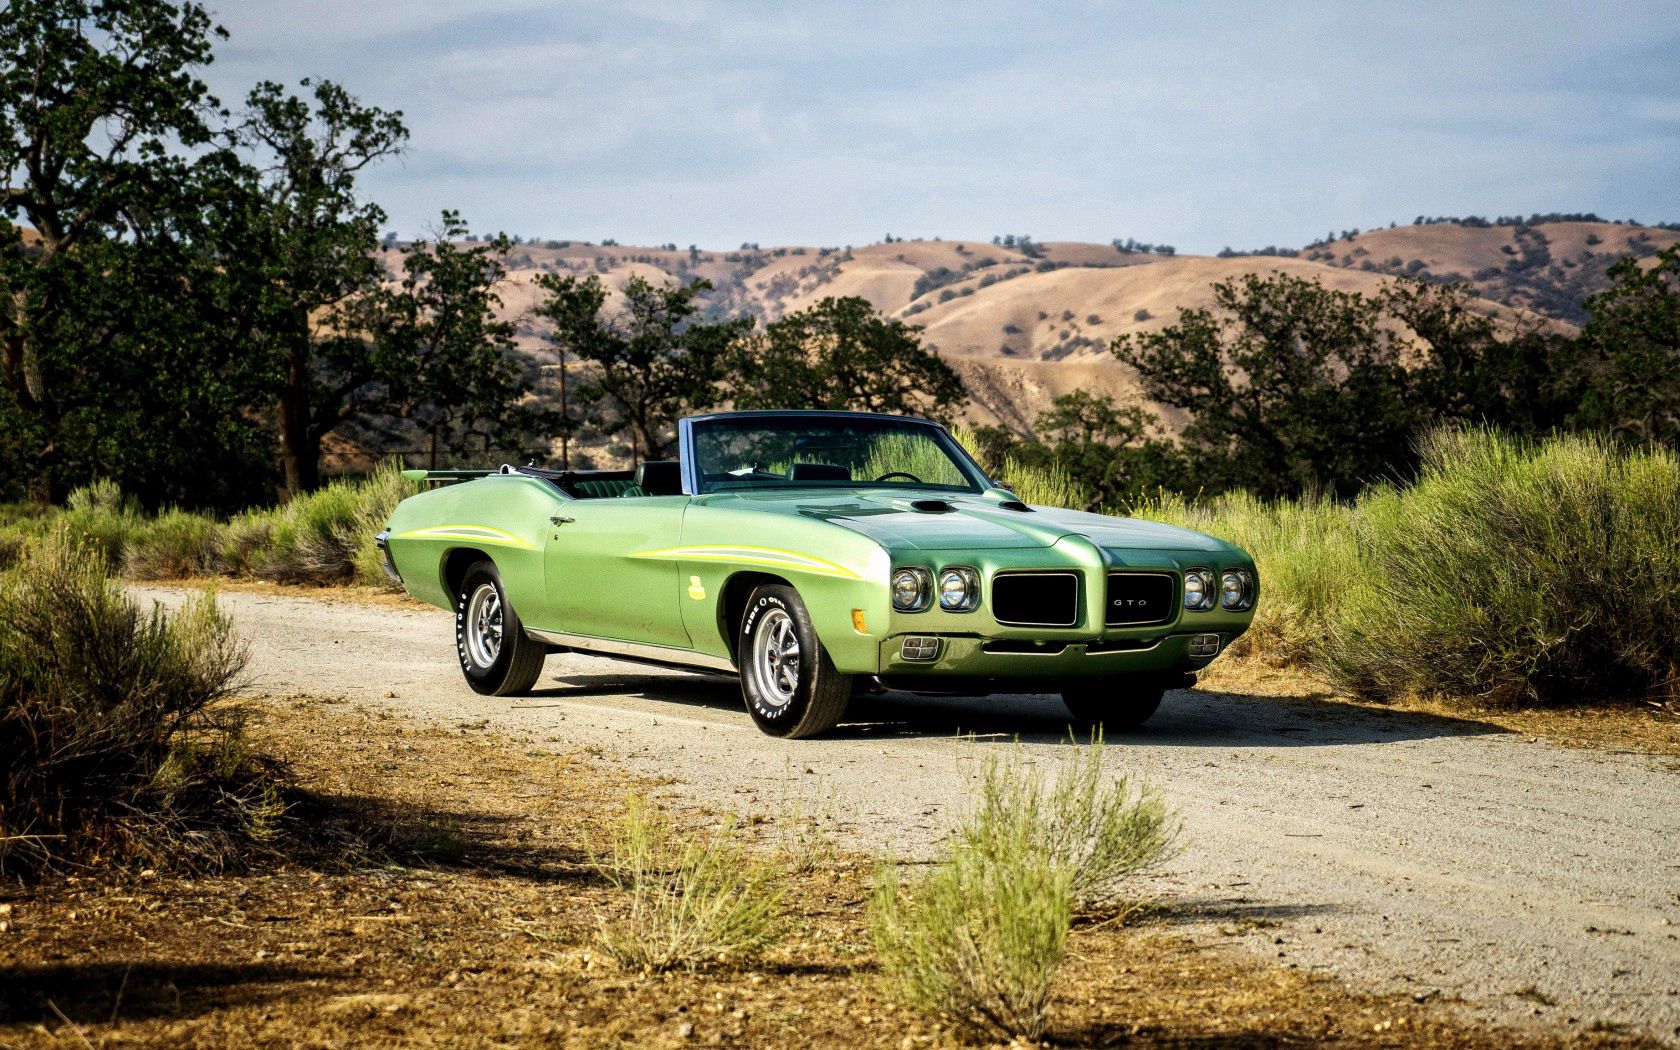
[[991, 478, 1014, 492]]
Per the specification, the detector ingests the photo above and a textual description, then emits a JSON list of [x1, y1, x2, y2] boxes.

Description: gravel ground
[[138, 585, 1680, 1044]]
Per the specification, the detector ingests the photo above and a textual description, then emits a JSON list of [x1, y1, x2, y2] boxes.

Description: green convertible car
[[377, 410, 1257, 738]]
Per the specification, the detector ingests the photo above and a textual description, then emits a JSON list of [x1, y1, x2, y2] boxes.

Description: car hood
[[698, 490, 1233, 553]]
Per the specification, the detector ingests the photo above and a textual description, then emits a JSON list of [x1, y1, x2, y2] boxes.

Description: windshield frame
[[678, 411, 994, 497]]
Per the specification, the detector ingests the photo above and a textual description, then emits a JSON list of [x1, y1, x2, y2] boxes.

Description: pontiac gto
[[376, 410, 1257, 737]]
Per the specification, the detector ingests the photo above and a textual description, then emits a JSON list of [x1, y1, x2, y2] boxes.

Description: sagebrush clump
[[595, 795, 783, 971], [871, 740, 1175, 1041], [0, 537, 272, 878], [1326, 428, 1680, 706]]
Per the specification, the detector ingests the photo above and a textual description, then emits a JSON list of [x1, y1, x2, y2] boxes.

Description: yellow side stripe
[[631, 544, 862, 580], [395, 525, 536, 550]]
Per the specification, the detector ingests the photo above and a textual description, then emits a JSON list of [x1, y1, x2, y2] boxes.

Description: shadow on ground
[[0, 959, 331, 1025], [529, 671, 1505, 750], [277, 789, 602, 882]]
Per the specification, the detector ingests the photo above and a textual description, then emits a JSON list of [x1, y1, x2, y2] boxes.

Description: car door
[[542, 494, 693, 647]]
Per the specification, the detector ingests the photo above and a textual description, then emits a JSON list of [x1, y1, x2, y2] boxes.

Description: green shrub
[[870, 839, 1071, 1042], [350, 460, 423, 588], [595, 795, 784, 971], [65, 478, 133, 517], [124, 510, 228, 580], [962, 737, 1176, 908], [216, 512, 277, 577], [0, 536, 265, 878], [57, 503, 138, 567], [254, 461, 418, 587], [871, 740, 1174, 1041], [1326, 429, 1680, 706]]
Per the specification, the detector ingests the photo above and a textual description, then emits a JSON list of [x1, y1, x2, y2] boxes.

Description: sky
[[201, 0, 1680, 254]]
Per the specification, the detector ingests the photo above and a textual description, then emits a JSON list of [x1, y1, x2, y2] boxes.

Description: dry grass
[[595, 795, 784, 972], [0, 700, 1657, 1049]]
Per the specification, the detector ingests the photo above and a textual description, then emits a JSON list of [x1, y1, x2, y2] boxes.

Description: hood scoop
[[895, 498, 956, 514], [996, 499, 1033, 512]]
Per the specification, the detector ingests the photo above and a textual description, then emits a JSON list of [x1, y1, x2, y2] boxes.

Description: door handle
[[550, 515, 575, 525]]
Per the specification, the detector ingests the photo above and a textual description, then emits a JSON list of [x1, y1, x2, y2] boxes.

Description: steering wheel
[[874, 471, 923, 483]]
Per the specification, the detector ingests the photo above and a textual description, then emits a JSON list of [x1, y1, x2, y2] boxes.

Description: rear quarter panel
[[384, 475, 560, 615]]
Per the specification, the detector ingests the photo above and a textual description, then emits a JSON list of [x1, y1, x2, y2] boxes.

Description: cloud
[[201, 0, 1680, 251]]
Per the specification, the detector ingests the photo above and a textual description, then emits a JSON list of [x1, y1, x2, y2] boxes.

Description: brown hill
[[481, 221, 1643, 437], [1302, 221, 1679, 325]]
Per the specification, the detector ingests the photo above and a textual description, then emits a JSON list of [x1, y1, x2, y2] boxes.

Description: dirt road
[[140, 586, 1680, 1042]]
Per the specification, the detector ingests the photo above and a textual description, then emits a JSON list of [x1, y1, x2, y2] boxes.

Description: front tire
[[1062, 677, 1168, 729], [738, 584, 851, 738], [456, 560, 546, 696]]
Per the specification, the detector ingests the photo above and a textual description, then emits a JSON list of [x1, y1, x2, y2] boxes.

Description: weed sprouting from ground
[[871, 840, 1071, 1042], [870, 738, 1176, 1041], [963, 735, 1178, 908], [595, 795, 784, 972]]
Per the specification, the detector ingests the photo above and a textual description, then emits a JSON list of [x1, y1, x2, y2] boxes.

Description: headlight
[[937, 567, 979, 612], [1183, 569, 1215, 611], [1220, 569, 1254, 610], [891, 567, 932, 612]]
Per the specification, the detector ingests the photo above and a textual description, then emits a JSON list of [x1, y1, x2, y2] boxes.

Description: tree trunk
[[279, 348, 320, 495]]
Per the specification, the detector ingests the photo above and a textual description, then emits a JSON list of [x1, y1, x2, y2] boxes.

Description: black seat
[[635, 459, 683, 496], [789, 462, 851, 482]]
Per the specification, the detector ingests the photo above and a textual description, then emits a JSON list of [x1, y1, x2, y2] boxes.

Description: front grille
[[991, 572, 1079, 627], [1105, 572, 1175, 627]]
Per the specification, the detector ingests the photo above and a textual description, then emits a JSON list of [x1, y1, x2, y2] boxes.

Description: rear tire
[[1062, 677, 1167, 729], [456, 560, 546, 696], [738, 584, 851, 738]]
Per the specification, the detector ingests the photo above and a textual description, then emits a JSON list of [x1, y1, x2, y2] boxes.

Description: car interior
[[516, 459, 684, 498]]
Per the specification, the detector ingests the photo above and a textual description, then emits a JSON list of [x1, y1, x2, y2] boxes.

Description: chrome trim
[[1084, 638, 1166, 656], [980, 641, 1071, 656], [936, 565, 981, 613], [525, 628, 737, 673], [899, 635, 941, 662], [374, 529, 402, 583], [989, 570, 1080, 628]]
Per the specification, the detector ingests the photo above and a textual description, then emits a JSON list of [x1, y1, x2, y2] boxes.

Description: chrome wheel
[[464, 582, 503, 668], [751, 607, 801, 709]]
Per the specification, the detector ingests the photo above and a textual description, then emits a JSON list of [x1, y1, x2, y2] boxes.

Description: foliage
[[0, 0, 277, 510], [1570, 245, 1680, 448], [952, 424, 1088, 509], [0, 536, 268, 879], [0, 462, 418, 588], [333, 213, 552, 469], [535, 274, 749, 459], [1141, 429, 1680, 708], [1113, 272, 1424, 499], [961, 737, 1177, 908], [1324, 428, 1680, 707], [870, 838, 1070, 1042], [976, 392, 1189, 509], [595, 794, 784, 971], [731, 296, 966, 420], [870, 740, 1174, 1041]]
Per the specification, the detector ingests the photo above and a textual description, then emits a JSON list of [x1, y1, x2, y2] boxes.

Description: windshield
[[688, 416, 987, 495]]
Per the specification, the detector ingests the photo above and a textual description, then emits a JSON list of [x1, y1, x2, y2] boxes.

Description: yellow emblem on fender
[[687, 575, 707, 600]]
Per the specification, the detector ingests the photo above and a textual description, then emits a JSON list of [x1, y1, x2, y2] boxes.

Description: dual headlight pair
[[891, 566, 979, 613], [1185, 568, 1254, 611]]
